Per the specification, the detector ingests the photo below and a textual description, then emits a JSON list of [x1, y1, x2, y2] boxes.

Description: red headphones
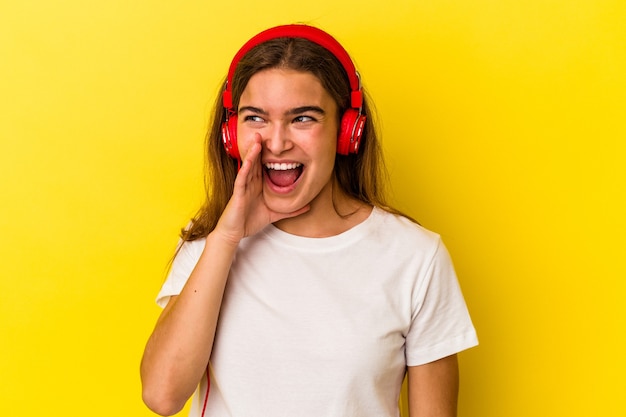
[[221, 24, 367, 160]]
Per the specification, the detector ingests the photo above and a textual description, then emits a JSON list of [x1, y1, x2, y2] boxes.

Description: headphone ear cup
[[351, 114, 366, 154], [221, 114, 240, 159], [337, 109, 366, 155]]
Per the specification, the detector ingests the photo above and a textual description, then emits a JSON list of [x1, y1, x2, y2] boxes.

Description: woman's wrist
[[206, 227, 241, 252]]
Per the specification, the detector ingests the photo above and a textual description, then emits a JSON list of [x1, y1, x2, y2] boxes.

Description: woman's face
[[237, 68, 339, 215]]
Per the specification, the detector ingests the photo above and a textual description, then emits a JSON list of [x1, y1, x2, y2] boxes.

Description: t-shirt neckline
[[260, 206, 383, 251]]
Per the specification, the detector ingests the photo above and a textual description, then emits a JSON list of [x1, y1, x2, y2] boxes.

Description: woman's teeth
[[264, 162, 302, 170]]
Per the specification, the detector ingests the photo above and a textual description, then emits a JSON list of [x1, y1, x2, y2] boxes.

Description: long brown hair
[[181, 34, 411, 242]]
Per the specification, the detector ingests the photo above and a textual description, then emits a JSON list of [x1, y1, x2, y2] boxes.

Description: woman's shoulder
[[174, 236, 207, 262], [372, 207, 442, 247]]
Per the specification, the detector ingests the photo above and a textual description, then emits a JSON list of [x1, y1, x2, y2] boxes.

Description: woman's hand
[[214, 133, 309, 246]]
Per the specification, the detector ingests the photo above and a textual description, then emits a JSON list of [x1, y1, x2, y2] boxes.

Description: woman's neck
[[273, 181, 373, 238]]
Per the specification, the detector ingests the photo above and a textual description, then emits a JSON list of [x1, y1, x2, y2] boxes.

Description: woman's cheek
[[236, 128, 252, 159]]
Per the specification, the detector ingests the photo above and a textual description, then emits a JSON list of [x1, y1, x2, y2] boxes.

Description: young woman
[[140, 24, 478, 417]]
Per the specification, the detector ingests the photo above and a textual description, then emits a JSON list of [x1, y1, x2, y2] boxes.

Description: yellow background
[[1, 0, 624, 416]]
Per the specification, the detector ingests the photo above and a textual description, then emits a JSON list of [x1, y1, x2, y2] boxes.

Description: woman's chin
[[267, 201, 307, 217], [262, 193, 308, 217]]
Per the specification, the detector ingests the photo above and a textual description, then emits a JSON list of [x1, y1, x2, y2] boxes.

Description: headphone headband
[[222, 24, 363, 111]]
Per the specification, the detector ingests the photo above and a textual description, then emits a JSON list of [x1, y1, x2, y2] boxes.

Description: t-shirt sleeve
[[155, 238, 206, 308], [405, 238, 478, 366]]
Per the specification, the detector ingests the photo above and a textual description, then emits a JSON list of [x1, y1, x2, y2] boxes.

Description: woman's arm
[[140, 135, 309, 415], [407, 354, 460, 417], [140, 232, 238, 416]]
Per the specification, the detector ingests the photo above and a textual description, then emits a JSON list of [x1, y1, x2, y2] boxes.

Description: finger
[[241, 134, 263, 173], [244, 133, 262, 163], [234, 146, 259, 188], [239, 146, 256, 174]]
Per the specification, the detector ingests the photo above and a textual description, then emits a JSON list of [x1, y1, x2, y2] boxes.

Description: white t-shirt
[[157, 207, 478, 417]]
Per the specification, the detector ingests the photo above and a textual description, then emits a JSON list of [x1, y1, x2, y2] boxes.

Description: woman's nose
[[263, 123, 293, 155]]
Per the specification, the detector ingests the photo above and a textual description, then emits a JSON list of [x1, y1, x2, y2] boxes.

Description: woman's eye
[[244, 115, 264, 123], [293, 115, 315, 123]]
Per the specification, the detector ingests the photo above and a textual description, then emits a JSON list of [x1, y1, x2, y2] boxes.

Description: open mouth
[[264, 162, 303, 188]]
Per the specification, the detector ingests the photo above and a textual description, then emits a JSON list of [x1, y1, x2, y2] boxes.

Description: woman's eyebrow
[[286, 106, 325, 116], [238, 106, 267, 115], [238, 105, 325, 116]]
